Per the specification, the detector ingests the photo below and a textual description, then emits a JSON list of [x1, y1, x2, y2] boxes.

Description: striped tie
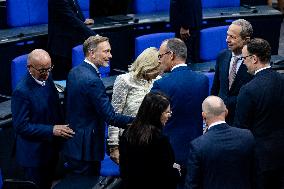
[[228, 56, 239, 89]]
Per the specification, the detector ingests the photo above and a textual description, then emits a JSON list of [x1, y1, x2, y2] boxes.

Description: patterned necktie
[[228, 56, 239, 89]]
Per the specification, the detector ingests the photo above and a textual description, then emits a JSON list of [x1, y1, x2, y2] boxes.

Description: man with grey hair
[[184, 96, 254, 189], [63, 35, 134, 176], [151, 38, 209, 188], [211, 19, 253, 125]]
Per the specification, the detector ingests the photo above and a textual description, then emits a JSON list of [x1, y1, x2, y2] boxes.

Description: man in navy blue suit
[[185, 96, 255, 189], [170, 0, 202, 63], [11, 49, 75, 189], [211, 19, 253, 125], [63, 35, 133, 176], [234, 38, 284, 189], [151, 38, 208, 188], [48, 0, 96, 80]]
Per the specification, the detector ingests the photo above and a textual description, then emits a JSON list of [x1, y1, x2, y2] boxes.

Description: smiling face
[[160, 105, 172, 126], [226, 24, 247, 55], [91, 41, 112, 67]]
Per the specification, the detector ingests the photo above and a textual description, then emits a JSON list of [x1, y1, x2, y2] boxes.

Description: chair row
[[6, 0, 240, 27]]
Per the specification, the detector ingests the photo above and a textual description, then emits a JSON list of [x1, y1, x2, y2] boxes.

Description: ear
[[202, 112, 206, 119], [225, 108, 228, 117]]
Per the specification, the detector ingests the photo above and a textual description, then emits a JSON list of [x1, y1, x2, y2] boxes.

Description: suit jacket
[[119, 132, 180, 189], [234, 68, 284, 173], [170, 0, 202, 31], [48, 0, 96, 58], [211, 49, 253, 125], [11, 74, 63, 167], [151, 66, 208, 168], [63, 62, 133, 161], [185, 123, 255, 189]]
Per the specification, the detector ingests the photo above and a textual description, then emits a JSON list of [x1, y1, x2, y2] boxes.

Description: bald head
[[27, 49, 52, 81], [202, 96, 227, 121]]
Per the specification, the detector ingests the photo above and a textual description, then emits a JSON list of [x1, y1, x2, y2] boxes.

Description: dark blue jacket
[[63, 62, 133, 161], [211, 49, 253, 125], [185, 123, 255, 189], [151, 66, 208, 168], [11, 74, 63, 167]]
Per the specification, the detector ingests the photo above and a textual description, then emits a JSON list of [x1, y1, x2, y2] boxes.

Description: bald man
[[184, 96, 254, 189], [11, 49, 74, 189]]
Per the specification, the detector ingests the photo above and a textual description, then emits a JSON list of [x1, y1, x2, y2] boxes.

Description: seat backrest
[[72, 45, 111, 78], [202, 0, 240, 8], [135, 32, 175, 58], [133, 0, 170, 13], [11, 54, 28, 91], [199, 25, 229, 62], [6, 0, 48, 27], [0, 168, 3, 189], [100, 153, 120, 176], [203, 72, 215, 93], [77, 0, 89, 19]]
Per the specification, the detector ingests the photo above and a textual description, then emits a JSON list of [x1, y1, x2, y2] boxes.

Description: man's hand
[[180, 27, 190, 41], [109, 146, 120, 164], [84, 18, 94, 25], [53, 124, 75, 139]]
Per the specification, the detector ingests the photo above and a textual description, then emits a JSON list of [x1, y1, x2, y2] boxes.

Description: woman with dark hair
[[119, 92, 181, 189]]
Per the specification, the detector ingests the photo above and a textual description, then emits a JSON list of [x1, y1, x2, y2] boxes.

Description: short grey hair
[[232, 19, 253, 39], [202, 96, 227, 119], [83, 35, 109, 57], [164, 38, 187, 60]]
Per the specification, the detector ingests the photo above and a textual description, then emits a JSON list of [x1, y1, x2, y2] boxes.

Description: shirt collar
[[29, 72, 46, 86], [254, 65, 271, 75], [208, 121, 226, 130], [84, 58, 100, 74], [171, 63, 187, 71]]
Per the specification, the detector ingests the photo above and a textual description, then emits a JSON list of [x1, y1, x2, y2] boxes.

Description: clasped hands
[[53, 124, 75, 139]]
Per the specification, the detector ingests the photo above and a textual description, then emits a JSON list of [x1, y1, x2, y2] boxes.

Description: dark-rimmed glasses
[[241, 54, 253, 61], [28, 65, 54, 74], [158, 51, 171, 59]]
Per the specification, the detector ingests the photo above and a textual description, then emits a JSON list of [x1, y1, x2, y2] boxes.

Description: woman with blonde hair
[[108, 47, 161, 163]]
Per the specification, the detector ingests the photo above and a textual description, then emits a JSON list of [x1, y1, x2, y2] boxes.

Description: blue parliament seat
[[134, 32, 175, 58], [133, 0, 170, 13], [100, 154, 120, 176], [203, 72, 215, 93], [0, 169, 2, 189], [72, 45, 111, 78], [6, 0, 48, 27], [202, 0, 240, 8], [77, 0, 89, 19], [11, 54, 28, 91], [199, 25, 229, 62]]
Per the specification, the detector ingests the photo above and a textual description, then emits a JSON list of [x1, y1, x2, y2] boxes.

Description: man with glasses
[[234, 38, 284, 189], [211, 19, 253, 125], [151, 38, 208, 189], [11, 49, 75, 189]]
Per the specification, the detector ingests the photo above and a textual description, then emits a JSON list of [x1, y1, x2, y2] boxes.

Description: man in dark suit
[[63, 35, 133, 176], [185, 95, 255, 189], [211, 19, 253, 125], [11, 49, 75, 189], [170, 0, 202, 63], [151, 38, 208, 188], [48, 0, 96, 80], [234, 38, 284, 189]]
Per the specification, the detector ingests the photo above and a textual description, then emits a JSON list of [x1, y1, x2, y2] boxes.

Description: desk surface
[[0, 5, 282, 45]]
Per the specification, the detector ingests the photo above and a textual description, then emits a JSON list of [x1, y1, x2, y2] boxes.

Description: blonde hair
[[129, 47, 160, 80]]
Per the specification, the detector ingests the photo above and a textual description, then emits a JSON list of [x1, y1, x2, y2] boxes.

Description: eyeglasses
[[241, 54, 253, 61], [29, 64, 54, 74], [158, 51, 171, 59], [163, 110, 172, 115]]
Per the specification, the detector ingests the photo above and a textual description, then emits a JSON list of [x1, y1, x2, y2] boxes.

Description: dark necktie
[[228, 56, 239, 89]]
